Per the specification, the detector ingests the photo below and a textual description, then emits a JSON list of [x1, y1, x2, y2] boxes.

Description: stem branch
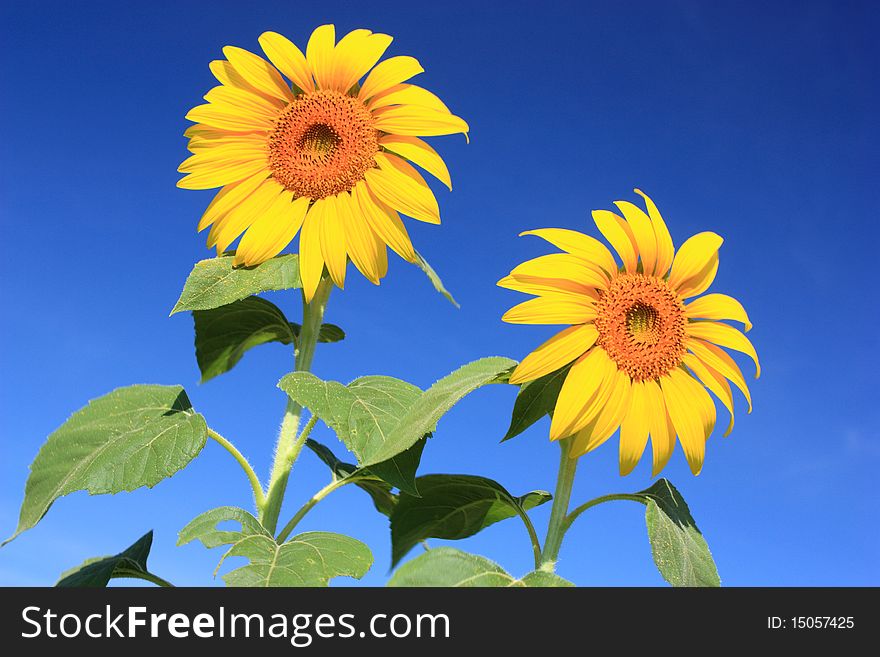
[[275, 476, 357, 543], [206, 428, 265, 510]]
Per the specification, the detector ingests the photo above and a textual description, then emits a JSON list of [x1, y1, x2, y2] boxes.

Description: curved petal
[[259, 31, 315, 93], [510, 254, 609, 291], [364, 152, 440, 224], [318, 194, 347, 287], [592, 209, 638, 273], [358, 56, 424, 101], [306, 24, 336, 90], [633, 189, 674, 277], [207, 179, 284, 251], [660, 368, 715, 476], [197, 171, 269, 231], [643, 380, 676, 476], [519, 228, 617, 278], [687, 338, 753, 413], [208, 60, 287, 107], [338, 190, 382, 283], [686, 321, 760, 377], [619, 380, 651, 475], [234, 192, 308, 266], [185, 103, 274, 133], [614, 200, 658, 275], [496, 275, 599, 300], [502, 297, 598, 325], [354, 182, 417, 263], [686, 293, 752, 331], [332, 29, 393, 93], [177, 156, 269, 190], [509, 324, 599, 385], [222, 46, 294, 102], [203, 86, 282, 122], [570, 369, 632, 456], [683, 353, 735, 437], [368, 83, 450, 113], [549, 348, 615, 440], [380, 135, 452, 190], [372, 105, 469, 137], [668, 232, 723, 292], [299, 199, 326, 302]]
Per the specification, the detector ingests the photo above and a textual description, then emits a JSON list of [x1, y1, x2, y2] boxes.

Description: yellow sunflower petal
[[592, 209, 638, 273], [668, 232, 723, 293], [222, 46, 294, 102], [208, 60, 287, 107], [207, 179, 284, 251], [519, 228, 617, 277], [614, 200, 658, 276], [234, 192, 308, 266], [368, 83, 450, 113], [686, 293, 752, 331], [364, 152, 440, 224], [354, 182, 417, 263], [496, 275, 599, 300], [510, 254, 609, 291], [299, 199, 327, 302], [318, 194, 347, 288], [203, 85, 281, 121], [619, 380, 651, 475], [338, 190, 381, 283], [358, 56, 424, 101], [661, 368, 716, 475], [305, 24, 336, 90], [683, 353, 735, 437], [178, 144, 268, 173], [569, 370, 632, 456], [549, 348, 615, 440], [686, 321, 760, 377], [509, 324, 599, 385], [332, 29, 393, 93], [177, 157, 269, 190], [258, 31, 315, 93], [379, 135, 452, 190], [643, 380, 676, 476], [372, 105, 469, 137], [502, 297, 598, 325], [687, 338, 753, 413], [185, 103, 274, 132], [197, 171, 269, 231], [634, 189, 674, 277]]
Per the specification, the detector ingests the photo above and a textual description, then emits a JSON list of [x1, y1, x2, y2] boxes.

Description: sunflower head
[[500, 190, 759, 476], [178, 25, 468, 301]]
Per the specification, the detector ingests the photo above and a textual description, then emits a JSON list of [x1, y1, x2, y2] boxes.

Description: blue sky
[[1, 0, 877, 586]]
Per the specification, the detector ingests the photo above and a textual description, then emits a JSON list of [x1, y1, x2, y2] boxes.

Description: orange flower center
[[594, 273, 687, 381], [267, 90, 379, 199]]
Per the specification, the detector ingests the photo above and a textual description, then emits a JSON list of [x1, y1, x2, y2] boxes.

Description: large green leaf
[[178, 506, 372, 587], [305, 439, 398, 516], [503, 364, 571, 441], [388, 548, 573, 587], [358, 357, 516, 467], [639, 479, 721, 587], [57, 531, 165, 587], [5, 385, 207, 544], [390, 475, 551, 566], [171, 253, 300, 314], [414, 250, 459, 308]]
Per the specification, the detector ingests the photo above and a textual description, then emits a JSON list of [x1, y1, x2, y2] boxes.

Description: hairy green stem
[[562, 493, 647, 534], [260, 277, 333, 534], [540, 438, 578, 571], [206, 428, 265, 510], [514, 503, 543, 570], [275, 476, 357, 543]]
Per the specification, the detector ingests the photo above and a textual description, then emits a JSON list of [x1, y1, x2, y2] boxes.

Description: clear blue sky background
[[1, 0, 877, 587]]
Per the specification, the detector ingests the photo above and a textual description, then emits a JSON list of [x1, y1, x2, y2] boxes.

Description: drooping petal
[[685, 293, 752, 331], [177, 156, 270, 190], [258, 31, 315, 93], [683, 353, 735, 437], [569, 369, 632, 456], [619, 380, 652, 475], [643, 380, 676, 476], [318, 193, 348, 287], [634, 189, 674, 277], [668, 232, 723, 293], [306, 24, 336, 90], [502, 297, 598, 325], [687, 338, 753, 412], [234, 192, 308, 266], [299, 199, 327, 302], [368, 83, 450, 113], [519, 228, 618, 278], [686, 321, 760, 377], [222, 46, 294, 102], [592, 209, 638, 273], [549, 348, 615, 440], [614, 200, 658, 276], [207, 179, 284, 252], [354, 182, 417, 263], [677, 252, 719, 298], [660, 368, 716, 475], [372, 104, 469, 137], [509, 324, 599, 384], [380, 135, 452, 190], [338, 190, 382, 283], [364, 152, 440, 224], [510, 254, 609, 291], [197, 171, 269, 232], [359, 56, 424, 101]]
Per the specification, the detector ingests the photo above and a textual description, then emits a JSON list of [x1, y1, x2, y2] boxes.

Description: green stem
[[562, 493, 647, 535], [260, 277, 333, 533], [206, 428, 265, 510], [275, 476, 356, 543], [539, 437, 578, 571], [513, 504, 543, 570]]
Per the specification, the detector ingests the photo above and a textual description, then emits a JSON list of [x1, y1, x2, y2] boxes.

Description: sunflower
[[500, 190, 759, 476], [178, 25, 468, 301]]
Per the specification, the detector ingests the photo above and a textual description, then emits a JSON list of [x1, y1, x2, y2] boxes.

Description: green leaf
[[390, 474, 551, 566], [388, 548, 573, 587], [178, 507, 372, 586], [6, 385, 207, 545], [503, 364, 571, 441], [414, 250, 459, 308], [194, 297, 295, 382], [305, 439, 398, 516], [359, 357, 516, 467], [57, 531, 166, 587], [639, 479, 721, 587], [171, 253, 300, 314]]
